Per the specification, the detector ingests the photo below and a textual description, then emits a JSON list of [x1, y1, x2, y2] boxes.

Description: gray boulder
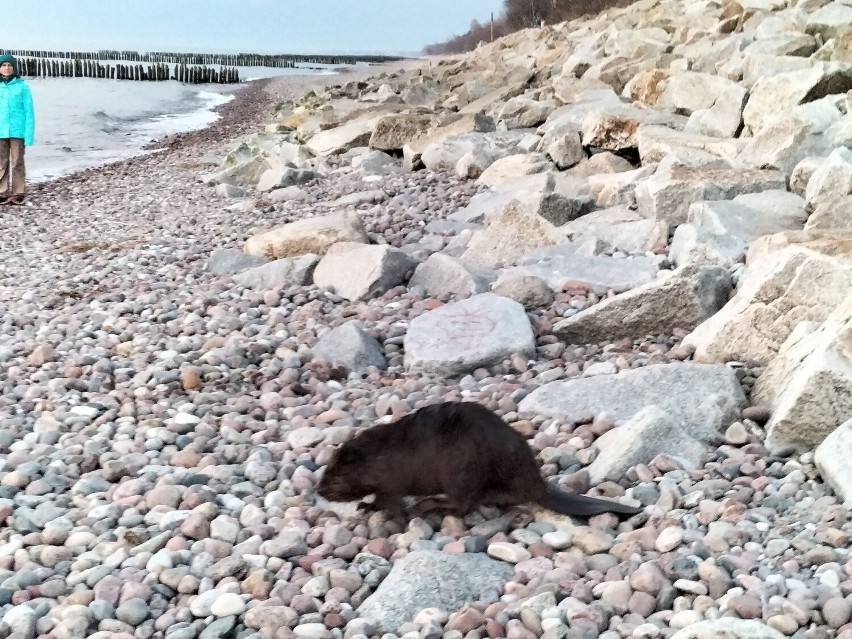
[[204, 155, 271, 187], [475, 153, 554, 188], [208, 249, 268, 276], [816, 418, 852, 507], [806, 194, 852, 231], [751, 293, 852, 452], [232, 255, 319, 290], [312, 321, 387, 373], [369, 114, 434, 152], [268, 186, 308, 203], [491, 274, 555, 310], [215, 184, 246, 199], [257, 167, 318, 192], [581, 104, 689, 152], [552, 265, 732, 342], [690, 197, 806, 243], [421, 132, 524, 173], [671, 193, 806, 268], [409, 253, 494, 300], [588, 406, 709, 484], [635, 165, 787, 226], [277, 141, 314, 167], [742, 64, 852, 134], [498, 96, 558, 129], [306, 115, 376, 156], [401, 78, 442, 107], [460, 194, 577, 269], [313, 242, 416, 302], [455, 147, 521, 180], [562, 205, 668, 254], [352, 150, 398, 178], [518, 363, 747, 441], [670, 224, 748, 268], [805, 146, 852, 212], [357, 551, 514, 633], [541, 123, 586, 169], [404, 293, 535, 376], [807, 2, 852, 39], [329, 190, 389, 208]]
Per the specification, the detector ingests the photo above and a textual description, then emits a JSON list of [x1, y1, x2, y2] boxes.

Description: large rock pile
[[200, 0, 852, 458], [189, 0, 852, 635]]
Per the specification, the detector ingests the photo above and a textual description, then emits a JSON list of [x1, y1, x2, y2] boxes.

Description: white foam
[[133, 90, 234, 138]]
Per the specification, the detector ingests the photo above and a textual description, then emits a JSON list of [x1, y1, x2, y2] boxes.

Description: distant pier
[[0, 49, 406, 84]]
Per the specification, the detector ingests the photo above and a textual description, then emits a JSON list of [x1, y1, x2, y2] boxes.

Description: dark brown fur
[[316, 400, 641, 519]]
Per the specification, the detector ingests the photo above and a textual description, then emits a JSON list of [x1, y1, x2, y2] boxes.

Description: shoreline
[[27, 59, 430, 196]]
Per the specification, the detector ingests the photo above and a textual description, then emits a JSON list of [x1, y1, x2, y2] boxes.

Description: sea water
[[23, 63, 341, 182]]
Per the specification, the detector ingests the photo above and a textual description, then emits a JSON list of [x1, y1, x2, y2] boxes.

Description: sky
[[2, 0, 506, 56]]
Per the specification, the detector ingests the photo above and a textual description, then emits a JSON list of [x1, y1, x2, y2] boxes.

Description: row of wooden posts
[[0, 49, 404, 67], [11, 57, 240, 84]]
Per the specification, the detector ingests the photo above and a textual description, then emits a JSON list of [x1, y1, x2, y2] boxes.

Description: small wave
[[128, 90, 234, 140], [196, 90, 234, 106], [94, 108, 157, 134]]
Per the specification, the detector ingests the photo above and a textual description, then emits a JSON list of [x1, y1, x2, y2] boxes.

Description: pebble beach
[[0, 41, 851, 639]]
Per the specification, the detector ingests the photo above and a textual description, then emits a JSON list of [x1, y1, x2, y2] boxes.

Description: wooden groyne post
[[9, 56, 240, 84]]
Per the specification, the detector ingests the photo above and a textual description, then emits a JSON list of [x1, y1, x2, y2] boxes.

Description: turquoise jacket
[[0, 77, 34, 146]]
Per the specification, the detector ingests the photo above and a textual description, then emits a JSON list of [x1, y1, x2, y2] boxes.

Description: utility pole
[[490, 12, 494, 42]]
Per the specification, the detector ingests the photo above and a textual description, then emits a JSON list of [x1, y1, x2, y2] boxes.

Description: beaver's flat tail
[[539, 486, 642, 517]]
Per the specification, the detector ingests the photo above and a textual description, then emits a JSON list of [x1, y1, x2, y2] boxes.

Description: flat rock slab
[[421, 131, 524, 173], [403, 293, 535, 376], [357, 551, 514, 633], [328, 190, 389, 208], [670, 223, 749, 269], [450, 189, 518, 225], [689, 197, 805, 244], [635, 165, 787, 226], [670, 619, 785, 639], [243, 212, 369, 260], [305, 115, 376, 156], [562, 205, 668, 254], [510, 249, 660, 294], [518, 363, 747, 441], [636, 125, 743, 165]]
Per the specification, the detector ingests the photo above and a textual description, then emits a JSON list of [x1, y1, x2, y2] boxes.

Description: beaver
[[316, 400, 641, 519]]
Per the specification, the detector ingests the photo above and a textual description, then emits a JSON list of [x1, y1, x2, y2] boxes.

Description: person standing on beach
[[0, 54, 34, 205]]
